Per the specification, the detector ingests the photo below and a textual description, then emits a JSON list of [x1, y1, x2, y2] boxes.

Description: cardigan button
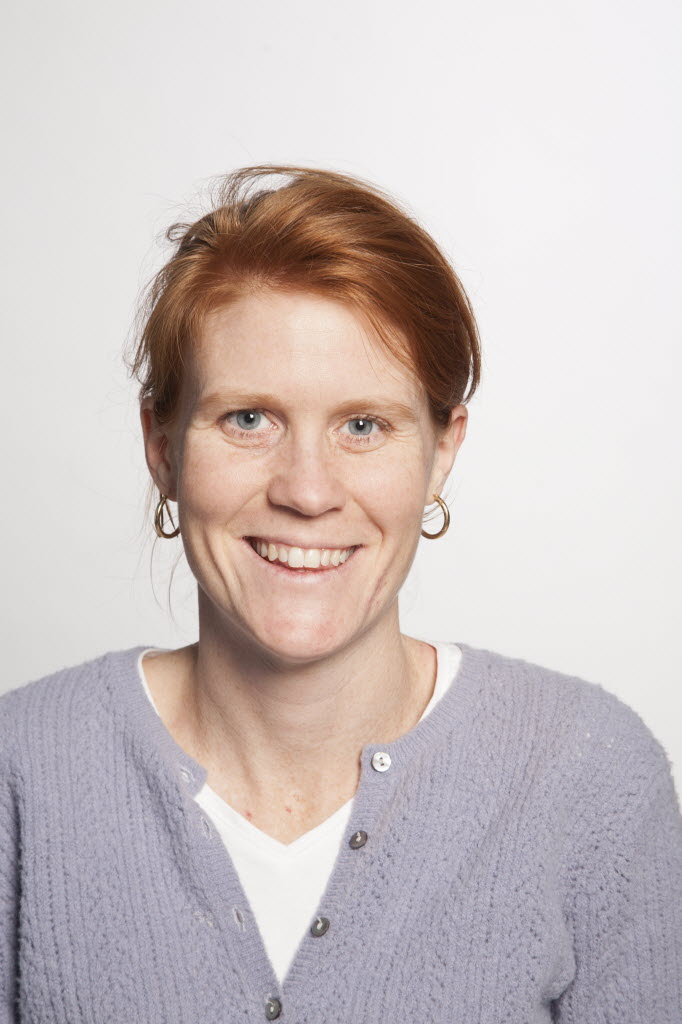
[[371, 751, 391, 772], [349, 830, 368, 849], [264, 996, 282, 1019], [310, 915, 330, 936]]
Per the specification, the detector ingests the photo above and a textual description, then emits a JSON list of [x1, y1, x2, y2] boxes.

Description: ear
[[139, 398, 179, 502], [426, 405, 468, 500]]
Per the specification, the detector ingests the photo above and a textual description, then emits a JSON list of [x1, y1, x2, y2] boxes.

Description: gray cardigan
[[1, 641, 681, 1022]]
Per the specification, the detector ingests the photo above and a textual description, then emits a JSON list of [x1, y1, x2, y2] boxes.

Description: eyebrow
[[197, 391, 418, 421]]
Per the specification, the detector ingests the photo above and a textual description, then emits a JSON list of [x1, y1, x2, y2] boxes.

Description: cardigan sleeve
[[554, 747, 682, 1022], [0, 744, 19, 1024]]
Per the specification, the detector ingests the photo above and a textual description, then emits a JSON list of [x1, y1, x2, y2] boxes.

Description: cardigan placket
[[112, 642, 483, 1020]]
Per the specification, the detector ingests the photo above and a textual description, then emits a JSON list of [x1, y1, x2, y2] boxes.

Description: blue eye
[[220, 409, 271, 439], [221, 409, 389, 445], [234, 410, 262, 431], [347, 418, 375, 436]]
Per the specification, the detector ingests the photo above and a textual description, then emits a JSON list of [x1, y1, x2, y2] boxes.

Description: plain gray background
[[2, 0, 680, 792]]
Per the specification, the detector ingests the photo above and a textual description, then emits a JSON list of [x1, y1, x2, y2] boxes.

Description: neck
[[170, 601, 436, 808]]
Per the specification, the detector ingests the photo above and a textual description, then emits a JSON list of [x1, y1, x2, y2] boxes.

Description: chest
[[14, 743, 577, 1023], [203, 772, 361, 845]]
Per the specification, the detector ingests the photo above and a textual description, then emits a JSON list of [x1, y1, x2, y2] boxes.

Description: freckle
[[285, 805, 292, 814], [245, 810, 253, 820]]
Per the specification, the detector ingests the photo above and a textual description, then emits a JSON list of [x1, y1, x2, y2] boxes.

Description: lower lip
[[243, 538, 361, 581]]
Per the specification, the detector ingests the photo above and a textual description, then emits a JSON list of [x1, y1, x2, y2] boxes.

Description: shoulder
[[0, 648, 122, 771], [462, 642, 674, 794], [0, 647, 112, 713]]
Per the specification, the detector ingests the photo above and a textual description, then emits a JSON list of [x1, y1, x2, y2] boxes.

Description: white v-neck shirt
[[137, 640, 462, 984]]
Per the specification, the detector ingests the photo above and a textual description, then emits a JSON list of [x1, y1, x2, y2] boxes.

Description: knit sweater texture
[[1, 641, 681, 1023]]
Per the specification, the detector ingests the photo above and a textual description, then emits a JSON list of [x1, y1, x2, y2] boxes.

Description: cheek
[[179, 435, 428, 523], [374, 462, 429, 524], [361, 475, 425, 612], [179, 443, 248, 519]]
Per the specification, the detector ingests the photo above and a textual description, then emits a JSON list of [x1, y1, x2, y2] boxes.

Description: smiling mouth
[[244, 537, 360, 574]]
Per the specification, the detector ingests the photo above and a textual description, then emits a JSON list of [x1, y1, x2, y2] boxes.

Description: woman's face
[[141, 288, 467, 664]]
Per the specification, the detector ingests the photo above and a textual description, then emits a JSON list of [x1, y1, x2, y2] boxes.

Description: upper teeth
[[250, 538, 355, 569]]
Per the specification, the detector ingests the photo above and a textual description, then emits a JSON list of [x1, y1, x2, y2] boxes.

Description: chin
[[251, 621, 347, 664]]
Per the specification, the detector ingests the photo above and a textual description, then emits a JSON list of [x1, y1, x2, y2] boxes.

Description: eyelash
[[220, 409, 390, 445]]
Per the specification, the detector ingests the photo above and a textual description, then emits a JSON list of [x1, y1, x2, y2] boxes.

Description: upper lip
[[246, 535, 359, 550]]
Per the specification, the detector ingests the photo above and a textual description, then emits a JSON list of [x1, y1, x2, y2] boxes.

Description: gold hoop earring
[[154, 493, 181, 539], [421, 493, 450, 539]]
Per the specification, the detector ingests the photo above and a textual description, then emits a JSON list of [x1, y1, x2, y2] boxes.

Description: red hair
[[125, 164, 482, 528]]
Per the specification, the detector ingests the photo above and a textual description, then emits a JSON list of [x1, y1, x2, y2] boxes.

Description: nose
[[265, 433, 346, 518]]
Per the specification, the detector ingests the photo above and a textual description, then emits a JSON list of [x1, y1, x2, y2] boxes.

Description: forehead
[[188, 289, 425, 410]]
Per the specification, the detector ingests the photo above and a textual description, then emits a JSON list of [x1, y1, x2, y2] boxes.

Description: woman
[[1, 165, 680, 1022]]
